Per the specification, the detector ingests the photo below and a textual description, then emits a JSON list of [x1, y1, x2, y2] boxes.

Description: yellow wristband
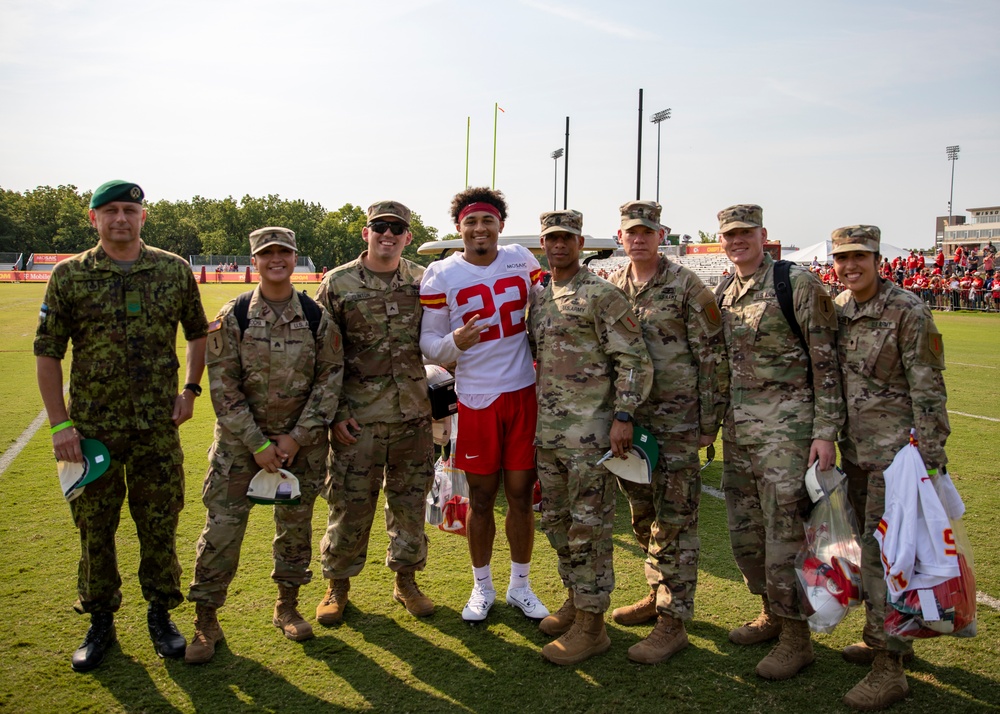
[[255, 440, 272, 454], [50, 420, 74, 435]]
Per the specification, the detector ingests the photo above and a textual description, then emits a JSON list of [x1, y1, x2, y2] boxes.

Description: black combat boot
[[148, 602, 186, 658], [71, 612, 116, 672]]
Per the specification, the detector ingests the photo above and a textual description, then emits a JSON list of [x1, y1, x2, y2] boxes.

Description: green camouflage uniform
[[316, 254, 434, 578], [717, 253, 844, 618], [34, 242, 209, 614], [187, 287, 343, 608], [609, 256, 726, 620], [836, 277, 949, 653], [529, 268, 653, 614]]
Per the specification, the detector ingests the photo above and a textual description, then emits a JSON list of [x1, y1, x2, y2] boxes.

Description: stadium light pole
[[550, 149, 564, 210], [946, 145, 960, 227], [651, 108, 671, 203]]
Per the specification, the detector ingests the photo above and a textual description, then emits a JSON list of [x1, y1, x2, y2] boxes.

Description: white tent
[[783, 239, 910, 264]]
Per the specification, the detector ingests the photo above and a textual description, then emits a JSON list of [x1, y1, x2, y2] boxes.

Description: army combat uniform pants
[[187, 443, 327, 609], [722, 438, 811, 619], [618, 432, 701, 621], [320, 418, 434, 579], [537, 446, 616, 614], [842, 459, 913, 655], [69, 427, 185, 614]]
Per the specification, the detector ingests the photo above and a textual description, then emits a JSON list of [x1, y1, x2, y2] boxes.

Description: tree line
[[0, 185, 448, 268]]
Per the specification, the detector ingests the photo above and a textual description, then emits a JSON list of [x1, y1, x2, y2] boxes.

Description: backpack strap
[[298, 291, 322, 340], [233, 290, 255, 338], [774, 260, 812, 387]]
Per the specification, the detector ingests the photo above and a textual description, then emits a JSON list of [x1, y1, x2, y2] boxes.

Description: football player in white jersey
[[420, 187, 549, 623]]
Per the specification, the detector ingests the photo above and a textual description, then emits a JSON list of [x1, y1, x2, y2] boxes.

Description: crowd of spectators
[[215, 261, 240, 273], [774, 241, 999, 312]]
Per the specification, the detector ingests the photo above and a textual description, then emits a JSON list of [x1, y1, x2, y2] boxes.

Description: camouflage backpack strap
[[714, 272, 735, 303], [775, 260, 812, 388], [233, 290, 256, 338], [299, 290, 322, 340]]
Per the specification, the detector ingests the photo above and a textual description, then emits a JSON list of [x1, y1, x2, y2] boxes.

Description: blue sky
[[1, 0, 998, 250]]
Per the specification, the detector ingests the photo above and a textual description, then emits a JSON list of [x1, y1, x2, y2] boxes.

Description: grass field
[[0, 283, 997, 713]]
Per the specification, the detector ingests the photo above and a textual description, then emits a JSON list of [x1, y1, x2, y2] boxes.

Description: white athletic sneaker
[[506, 584, 550, 620], [462, 585, 496, 622]]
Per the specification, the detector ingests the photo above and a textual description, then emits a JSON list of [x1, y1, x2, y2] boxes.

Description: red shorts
[[455, 384, 537, 474]]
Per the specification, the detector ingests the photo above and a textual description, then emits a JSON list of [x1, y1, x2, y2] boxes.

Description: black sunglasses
[[369, 221, 408, 236]]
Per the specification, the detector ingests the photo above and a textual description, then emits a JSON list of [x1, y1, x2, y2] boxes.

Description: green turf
[[0, 284, 997, 713]]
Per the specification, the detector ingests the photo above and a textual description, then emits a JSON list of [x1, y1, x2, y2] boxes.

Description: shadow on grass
[[90, 647, 185, 714], [166, 640, 342, 713]]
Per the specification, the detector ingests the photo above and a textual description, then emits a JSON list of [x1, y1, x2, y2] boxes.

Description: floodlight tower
[[946, 145, 960, 227], [551, 148, 564, 211], [651, 108, 672, 204]]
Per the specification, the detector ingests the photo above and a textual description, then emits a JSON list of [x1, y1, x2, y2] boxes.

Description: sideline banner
[[0, 271, 51, 282], [2, 270, 326, 284], [31, 253, 77, 265]]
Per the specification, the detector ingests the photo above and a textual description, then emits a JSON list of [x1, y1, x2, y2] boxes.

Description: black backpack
[[232, 290, 322, 340], [716, 260, 812, 385]]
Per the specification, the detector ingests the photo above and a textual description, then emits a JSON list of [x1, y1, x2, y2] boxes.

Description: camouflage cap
[[619, 200, 662, 231], [540, 209, 583, 237], [249, 226, 297, 255], [830, 225, 880, 255], [90, 180, 144, 209], [717, 204, 763, 233], [367, 200, 411, 226]]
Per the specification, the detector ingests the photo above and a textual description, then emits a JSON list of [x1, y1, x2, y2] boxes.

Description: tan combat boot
[[843, 640, 914, 666], [843, 651, 909, 711], [541, 610, 611, 666], [273, 584, 314, 641], [539, 590, 576, 636], [316, 578, 350, 626], [729, 594, 782, 645], [185, 604, 224, 664], [627, 614, 689, 664], [611, 589, 657, 626], [393, 572, 435, 617], [755, 616, 815, 680]]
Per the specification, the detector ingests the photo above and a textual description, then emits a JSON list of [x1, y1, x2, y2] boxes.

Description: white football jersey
[[875, 442, 962, 601], [420, 244, 542, 397]]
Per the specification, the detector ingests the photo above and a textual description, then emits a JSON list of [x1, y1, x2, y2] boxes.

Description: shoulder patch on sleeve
[[924, 324, 945, 368], [695, 288, 722, 331], [208, 319, 223, 333], [814, 290, 837, 330]]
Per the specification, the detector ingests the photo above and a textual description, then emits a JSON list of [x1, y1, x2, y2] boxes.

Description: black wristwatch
[[614, 411, 632, 423], [184, 383, 203, 397]]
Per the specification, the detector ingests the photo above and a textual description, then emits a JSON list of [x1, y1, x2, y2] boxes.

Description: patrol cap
[[367, 200, 411, 226], [90, 180, 144, 209], [619, 200, 662, 231], [830, 225, 880, 255], [247, 468, 301, 505], [540, 209, 583, 237], [718, 204, 763, 233], [598, 425, 659, 485], [249, 226, 297, 255], [58, 439, 111, 502]]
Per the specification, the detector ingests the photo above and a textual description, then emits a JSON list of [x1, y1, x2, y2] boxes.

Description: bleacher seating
[[588, 251, 732, 286]]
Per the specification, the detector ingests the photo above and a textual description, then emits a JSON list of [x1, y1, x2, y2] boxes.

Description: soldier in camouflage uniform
[[35, 180, 209, 672], [315, 200, 436, 624], [831, 225, 950, 711], [185, 227, 343, 664], [528, 209, 653, 666], [608, 201, 727, 664], [715, 204, 844, 680]]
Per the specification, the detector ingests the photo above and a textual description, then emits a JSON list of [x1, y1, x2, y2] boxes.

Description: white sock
[[473, 564, 493, 591], [510, 561, 530, 588]]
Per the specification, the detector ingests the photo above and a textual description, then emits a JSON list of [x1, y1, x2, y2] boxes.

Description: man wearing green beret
[[35, 180, 209, 672]]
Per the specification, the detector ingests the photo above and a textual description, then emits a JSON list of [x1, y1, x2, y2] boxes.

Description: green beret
[[90, 180, 144, 209]]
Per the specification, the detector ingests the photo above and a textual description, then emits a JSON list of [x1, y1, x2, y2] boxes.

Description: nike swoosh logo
[[465, 454, 480, 459]]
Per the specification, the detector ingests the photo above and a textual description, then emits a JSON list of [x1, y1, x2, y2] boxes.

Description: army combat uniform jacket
[[835, 278, 949, 472], [35, 241, 209, 432], [717, 254, 844, 445], [529, 268, 653, 449], [316, 254, 431, 424], [610, 255, 726, 438]]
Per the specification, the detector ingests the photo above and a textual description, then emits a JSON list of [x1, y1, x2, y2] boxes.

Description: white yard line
[[0, 408, 48, 476], [948, 410, 1000, 423], [950, 362, 997, 369], [700, 482, 1000, 613]]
